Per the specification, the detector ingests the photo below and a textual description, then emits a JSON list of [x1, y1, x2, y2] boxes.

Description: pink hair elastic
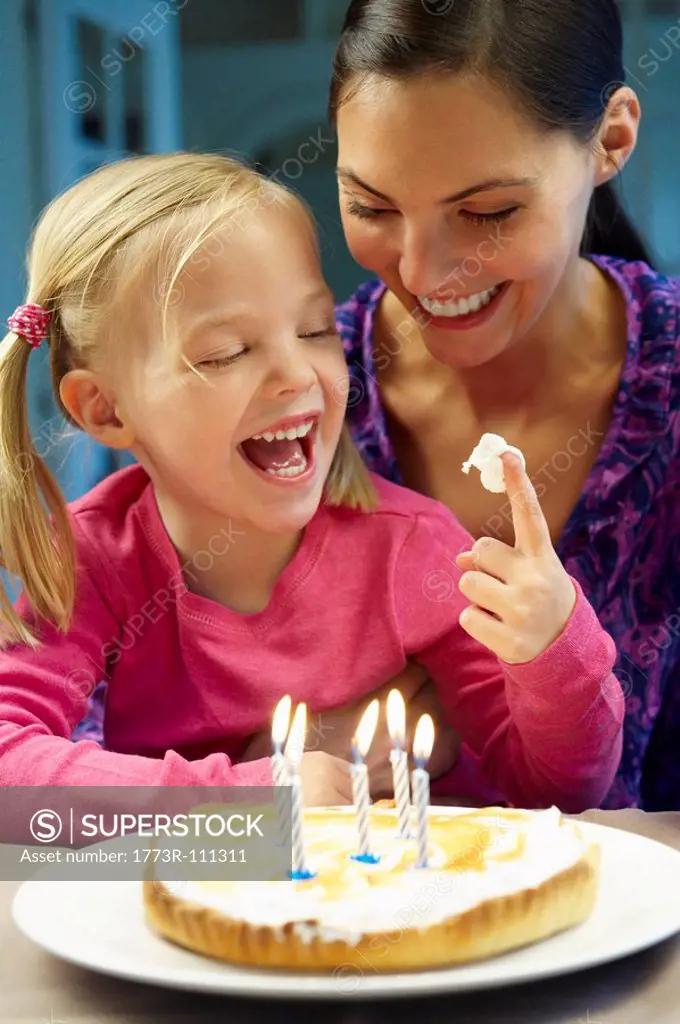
[[7, 303, 53, 349]]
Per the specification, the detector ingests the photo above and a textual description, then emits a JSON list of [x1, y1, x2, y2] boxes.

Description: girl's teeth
[[252, 419, 314, 442], [419, 284, 502, 318], [266, 455, 309, 478]]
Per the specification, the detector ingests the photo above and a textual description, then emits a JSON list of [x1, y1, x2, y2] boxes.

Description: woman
[[330, 0, 680, 811]]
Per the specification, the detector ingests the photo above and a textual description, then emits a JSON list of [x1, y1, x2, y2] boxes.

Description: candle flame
[[413, 714, 435, 763], [272, 695, 292, 748], [353, 699, 380, 759], [386, 689, 405, 747], [285, 702, 307, 767]]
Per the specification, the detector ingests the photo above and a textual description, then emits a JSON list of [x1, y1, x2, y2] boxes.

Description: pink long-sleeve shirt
[[0, 465, 623, 811]]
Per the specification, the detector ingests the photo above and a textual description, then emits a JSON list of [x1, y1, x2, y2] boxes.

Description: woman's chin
[[422, 330, 513, 369]]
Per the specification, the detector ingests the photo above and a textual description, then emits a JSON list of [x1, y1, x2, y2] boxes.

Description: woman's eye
[[298, 326, 338, 340], [345, 200, 391, 220], [460, 208, 519, 227]]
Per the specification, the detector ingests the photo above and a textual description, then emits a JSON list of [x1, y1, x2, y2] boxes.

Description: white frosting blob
[[173, 807, 587, 946], [462, 432, 526, 493]]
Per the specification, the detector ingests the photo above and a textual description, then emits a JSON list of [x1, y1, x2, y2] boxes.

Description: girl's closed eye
[[196, 327, 336, 368], [197, 345, 247, 369]]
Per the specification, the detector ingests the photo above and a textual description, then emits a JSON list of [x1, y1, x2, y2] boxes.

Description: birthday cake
[[143, 804, 600, 972]]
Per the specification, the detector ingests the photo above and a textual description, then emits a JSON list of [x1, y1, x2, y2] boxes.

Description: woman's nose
[[398, 225, 462, 299]]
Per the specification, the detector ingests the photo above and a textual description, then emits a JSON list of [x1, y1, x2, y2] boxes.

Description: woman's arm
[[241, 661, 462, 798]]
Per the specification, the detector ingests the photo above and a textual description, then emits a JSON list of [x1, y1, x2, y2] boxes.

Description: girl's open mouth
[[238, 415, 319, 484]]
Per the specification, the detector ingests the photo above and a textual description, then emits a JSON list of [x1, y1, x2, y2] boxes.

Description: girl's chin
[[241, 482, 327, 535], [248, 510, 319, 536]]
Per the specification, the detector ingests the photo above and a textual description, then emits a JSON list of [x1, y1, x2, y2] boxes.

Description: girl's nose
[[264, 342, 317, 398]]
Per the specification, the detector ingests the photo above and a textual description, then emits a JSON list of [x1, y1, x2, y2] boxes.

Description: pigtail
[[0, 327, 76, 648]]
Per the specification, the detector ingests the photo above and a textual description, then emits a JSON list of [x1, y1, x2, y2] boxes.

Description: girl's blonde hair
[[0, 152, 377, 649]]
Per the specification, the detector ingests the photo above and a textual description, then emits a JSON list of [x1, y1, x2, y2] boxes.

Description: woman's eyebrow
[[336, 167, 537, 204]]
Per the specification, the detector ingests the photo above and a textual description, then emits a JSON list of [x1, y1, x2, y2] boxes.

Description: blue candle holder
[[350, 852, 381, 865], [289, 868, 317, 881]]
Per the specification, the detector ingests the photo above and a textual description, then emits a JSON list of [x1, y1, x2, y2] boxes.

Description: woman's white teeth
[[266, 456, 309, 478], [251, 419, 314, 442], [419, 284, 502, 318]]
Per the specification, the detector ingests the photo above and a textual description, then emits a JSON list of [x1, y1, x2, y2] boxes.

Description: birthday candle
[[285, 703, 314, 880], [271, 695, 292, 847], [350, 699, 380, 864], [387, 689, 411, 839], [411, 714, 435, 869], [289, 772, 308, 877], [284, 701, 305, 768], [271, 695, 292, 787]]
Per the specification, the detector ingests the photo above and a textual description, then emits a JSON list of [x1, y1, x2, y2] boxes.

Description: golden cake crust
[[142, 808, 601, 973]]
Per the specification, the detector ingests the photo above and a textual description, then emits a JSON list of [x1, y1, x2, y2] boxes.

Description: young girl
[[0, 153, 623, 811]]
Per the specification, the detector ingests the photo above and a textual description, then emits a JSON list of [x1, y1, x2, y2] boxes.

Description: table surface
[[2, 809, 680, 1024]]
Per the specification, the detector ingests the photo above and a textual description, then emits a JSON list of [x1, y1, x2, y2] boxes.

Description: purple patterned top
[[336, 256, 680, 811]]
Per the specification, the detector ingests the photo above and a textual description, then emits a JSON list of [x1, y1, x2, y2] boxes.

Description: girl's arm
[[409, 582, 622, 812], [0, 667, 273, 788], [394, 459, 624, 813], [0, 526, 272, 790]]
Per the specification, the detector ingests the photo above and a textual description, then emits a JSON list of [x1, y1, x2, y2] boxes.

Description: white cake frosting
[[169, 806, 586, 946], [462, 433, 526, 493]]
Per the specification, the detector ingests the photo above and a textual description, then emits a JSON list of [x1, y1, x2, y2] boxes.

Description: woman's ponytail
[[583, 180, 654, 266], [0, 327, 75, 648]]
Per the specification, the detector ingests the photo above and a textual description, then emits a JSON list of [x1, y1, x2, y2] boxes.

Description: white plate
[[11, 812, 680, 1000]]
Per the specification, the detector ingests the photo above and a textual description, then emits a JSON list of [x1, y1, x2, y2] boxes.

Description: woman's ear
[[59, 369, 136, 450], [594, 85, 641, 187]]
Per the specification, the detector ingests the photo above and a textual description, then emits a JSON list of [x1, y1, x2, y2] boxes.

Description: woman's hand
[[363, 668, 462, 798], [455, 452, 577, 664], [298, 751, 354, 806], [240, 662, 424, 764], [240, 662, 461, 797]]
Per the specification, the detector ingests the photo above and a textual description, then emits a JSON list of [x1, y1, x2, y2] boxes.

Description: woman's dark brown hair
[[329, 0, 653, 266]]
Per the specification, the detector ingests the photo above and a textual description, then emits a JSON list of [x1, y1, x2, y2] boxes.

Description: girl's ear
[[59, 369, 135, 449], [594, 85, 641, 187]]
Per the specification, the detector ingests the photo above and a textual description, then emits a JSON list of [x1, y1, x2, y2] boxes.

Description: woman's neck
[[154, 493, 304, 614], [381, 256, 626, 423]]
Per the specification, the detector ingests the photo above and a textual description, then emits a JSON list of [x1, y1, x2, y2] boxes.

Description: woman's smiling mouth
[[415, 282, 511, 331]]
